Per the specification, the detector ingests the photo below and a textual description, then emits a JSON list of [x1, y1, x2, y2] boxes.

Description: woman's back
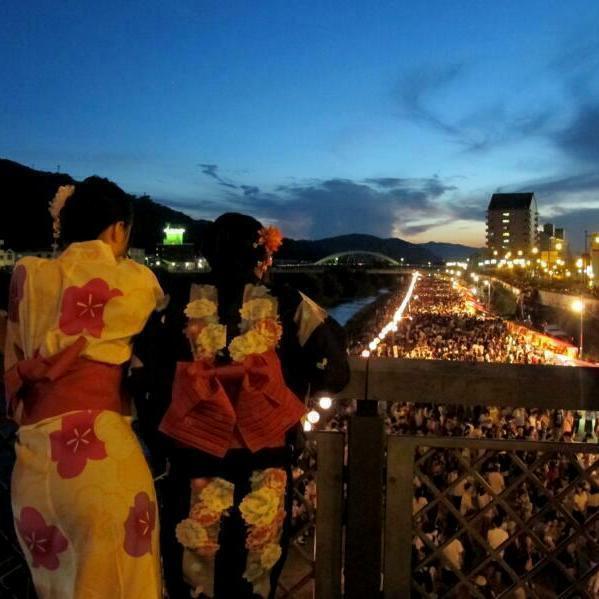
[[6, 240, 161, 368]]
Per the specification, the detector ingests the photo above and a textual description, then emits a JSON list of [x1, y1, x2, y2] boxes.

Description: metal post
[[345, 407, 385, 598], [585, 229, 589, 254], [580, 299, 584, 358]]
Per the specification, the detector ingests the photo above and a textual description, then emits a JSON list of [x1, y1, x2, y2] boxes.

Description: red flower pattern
[[8, 264, 26, 323], [59, 278, 123, 338], [50, 411, 107, 479], [124, 492, 156, 557], [15, 507, 68, 570]]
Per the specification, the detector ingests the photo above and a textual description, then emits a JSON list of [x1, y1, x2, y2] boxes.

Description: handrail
[[342, 356, 599, 410]]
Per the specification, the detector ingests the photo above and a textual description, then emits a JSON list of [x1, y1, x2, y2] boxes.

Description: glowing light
[[365, 271, 420, 358], [307, 410, 321, 424], [163, 225, 186, 245], [532, 247, 539, 254], [556, 242, 563, 251], [576, 258, 584, 268], [318, 397, 333, 410], [303, 420, 313, 432], [572, 299, 584, 313]]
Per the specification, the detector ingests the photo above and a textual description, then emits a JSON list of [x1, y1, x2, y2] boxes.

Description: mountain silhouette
[[0, 159, 478, 262]]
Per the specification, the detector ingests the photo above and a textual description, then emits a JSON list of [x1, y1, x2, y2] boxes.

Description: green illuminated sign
[[163, 225, 185, 245]]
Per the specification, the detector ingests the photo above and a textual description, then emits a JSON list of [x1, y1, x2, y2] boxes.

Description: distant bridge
[[272, 250, 438, 275], [314, 251, 401, 266]]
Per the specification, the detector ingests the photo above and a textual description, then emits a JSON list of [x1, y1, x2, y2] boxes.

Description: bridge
[[314, 251, 402, 266], [273, 250, 435, 275]]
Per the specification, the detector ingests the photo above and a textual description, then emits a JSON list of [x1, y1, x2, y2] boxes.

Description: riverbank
[[270, 269, 406, 308]]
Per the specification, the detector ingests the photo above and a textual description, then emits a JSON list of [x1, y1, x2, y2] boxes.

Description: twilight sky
[[2, 1, 599, 249]]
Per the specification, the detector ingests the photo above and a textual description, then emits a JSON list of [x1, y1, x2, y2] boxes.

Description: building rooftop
[[488, 192, 535, 211]]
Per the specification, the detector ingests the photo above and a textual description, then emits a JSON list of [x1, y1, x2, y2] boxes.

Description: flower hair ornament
[[253, 226, 283, 274], [49, 185, 75, 240]]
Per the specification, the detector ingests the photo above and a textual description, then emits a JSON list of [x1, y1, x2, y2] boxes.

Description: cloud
[[198, 163, 238, 189], [395, 63, 554, 152], [396, 63, 465, 139], [515, 172, 599, 197], [194, 175, 460, 239], [553, 104, 599, 165], [240, 185, 260, 196]]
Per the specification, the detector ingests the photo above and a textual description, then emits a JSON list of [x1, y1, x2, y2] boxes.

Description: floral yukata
[[158, 284, 304, 598], [3, 240, 164, 599], [135, 280, 350, 599]]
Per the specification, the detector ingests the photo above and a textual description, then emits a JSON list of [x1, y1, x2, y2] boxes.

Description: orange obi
[[4, 337, 125, 425], [159, 350, 306, 457]]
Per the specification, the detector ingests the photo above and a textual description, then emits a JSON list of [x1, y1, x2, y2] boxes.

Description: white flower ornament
[[49, 185, 75, 240]]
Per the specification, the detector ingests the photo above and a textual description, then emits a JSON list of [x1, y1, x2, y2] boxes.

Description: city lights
[[365, 271, 420, 355], [306, 410, 321, 424], [571, 298, 584, 313], [318, 396, 333, 410]]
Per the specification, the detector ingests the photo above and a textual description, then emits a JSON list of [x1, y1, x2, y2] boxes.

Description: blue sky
[[2, 1, 599, 248]]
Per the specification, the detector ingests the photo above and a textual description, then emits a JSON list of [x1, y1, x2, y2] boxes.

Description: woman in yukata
[[4, 179, 164, 598], [134, 212, 350, 599]]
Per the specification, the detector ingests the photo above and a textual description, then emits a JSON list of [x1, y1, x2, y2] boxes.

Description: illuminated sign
[[163, 225, 185, 245]]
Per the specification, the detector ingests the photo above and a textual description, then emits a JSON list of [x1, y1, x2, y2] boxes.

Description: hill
[[0, 159, 479, 263], [0, 159, 210, 252], [278, 233, 438, 263], [419, 241, 483, 261]]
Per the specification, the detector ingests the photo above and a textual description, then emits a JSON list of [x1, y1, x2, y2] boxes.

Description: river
[[328, 290, 388, 326]]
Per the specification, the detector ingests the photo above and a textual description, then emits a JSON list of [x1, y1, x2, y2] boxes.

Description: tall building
[[538, 223, 568, 266], [486, 193, 538, 255]]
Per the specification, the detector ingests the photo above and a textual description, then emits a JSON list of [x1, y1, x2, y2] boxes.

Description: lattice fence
[[387, 436, 599, 598]]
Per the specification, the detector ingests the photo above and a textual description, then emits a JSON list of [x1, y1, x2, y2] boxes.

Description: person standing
[[135, 213, 350, 599], [4, 180, 164, 598]]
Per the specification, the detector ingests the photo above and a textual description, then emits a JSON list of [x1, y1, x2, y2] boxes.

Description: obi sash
[[159, 350, 306, 457], [4, 337, 125, 425]]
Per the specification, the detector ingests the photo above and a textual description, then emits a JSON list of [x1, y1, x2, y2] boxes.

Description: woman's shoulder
[[15, 255, 48, 270], [11, 256, 54, 283], [120, 258, 158, 279]]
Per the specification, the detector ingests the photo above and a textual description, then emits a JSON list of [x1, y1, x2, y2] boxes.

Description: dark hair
[[59, 176, 134, 245], [201, 212, 267, 280]]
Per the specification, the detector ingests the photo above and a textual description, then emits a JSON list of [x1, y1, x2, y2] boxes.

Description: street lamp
[[483, 280, 491, 308], [571, 298, 584, 358]]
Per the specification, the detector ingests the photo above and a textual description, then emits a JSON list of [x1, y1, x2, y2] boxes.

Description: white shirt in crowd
[[442, 538, 464, 571]]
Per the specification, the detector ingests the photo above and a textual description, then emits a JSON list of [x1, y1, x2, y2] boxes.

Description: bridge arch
[[314, 251, 401, 266]]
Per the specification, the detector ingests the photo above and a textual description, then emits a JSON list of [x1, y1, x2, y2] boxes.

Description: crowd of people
[[312, 275, 599, 597], [355, 276, 570, 365]]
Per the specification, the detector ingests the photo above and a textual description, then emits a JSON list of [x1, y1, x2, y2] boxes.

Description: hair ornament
[[49, 184, 75, 240], [256, 226, 283, 254]]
